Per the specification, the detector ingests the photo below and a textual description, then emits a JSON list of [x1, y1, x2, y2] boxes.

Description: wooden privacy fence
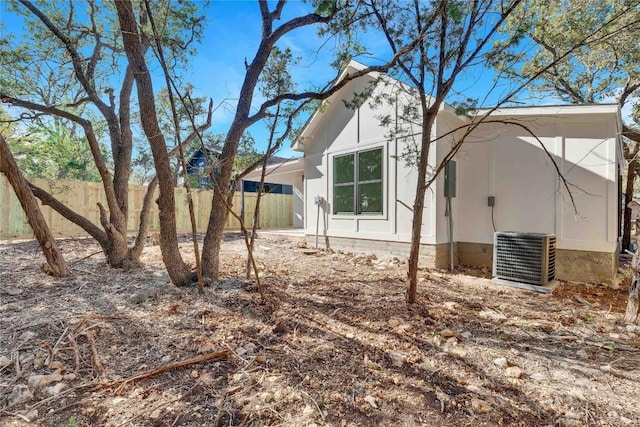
[[0, 175, 293, 240]]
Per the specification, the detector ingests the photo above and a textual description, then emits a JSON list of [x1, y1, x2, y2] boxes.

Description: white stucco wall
[[298, 64, 620, 256], [301, 73, 442, 244], [456, 109, 620, 253], [243, 159, 305, 228]]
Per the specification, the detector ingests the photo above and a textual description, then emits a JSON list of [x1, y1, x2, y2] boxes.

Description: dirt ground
[[0, 233, 639, 427]]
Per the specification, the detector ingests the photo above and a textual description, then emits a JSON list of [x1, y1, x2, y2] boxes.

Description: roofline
[[292, 60, 385, 151], [473, 103, 619, 116], [241, 157, 304, 181]]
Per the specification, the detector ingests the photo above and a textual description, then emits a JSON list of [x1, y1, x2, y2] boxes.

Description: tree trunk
[[406, 108, 437, 303], [407, 143, 430, 303], [115, 0, 194, 286], [0, 135, 70, 277], [201, 134, 240, 283], [622, 159, 637, 251], [623, 246, 640, 324]]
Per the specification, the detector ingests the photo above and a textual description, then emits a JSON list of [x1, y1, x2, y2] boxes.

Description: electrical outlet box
[[488, 196, 495, 207]]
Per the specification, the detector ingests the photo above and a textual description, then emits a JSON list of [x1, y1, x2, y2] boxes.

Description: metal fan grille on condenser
[[492, 232, 556, 286]]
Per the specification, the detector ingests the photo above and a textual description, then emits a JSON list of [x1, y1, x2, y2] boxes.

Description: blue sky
[[1, 1, 634, 161], [0, 1, 349, 159], [184, 1, 343, 158]]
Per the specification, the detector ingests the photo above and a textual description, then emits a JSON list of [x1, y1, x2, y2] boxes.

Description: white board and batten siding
[[301, 72, 444, 245], [456, 106, 621, 254]]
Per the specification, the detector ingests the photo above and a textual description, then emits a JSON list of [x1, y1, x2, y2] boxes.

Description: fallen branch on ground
[[111, 349, 231, 394], [81, 330, 104, 377]]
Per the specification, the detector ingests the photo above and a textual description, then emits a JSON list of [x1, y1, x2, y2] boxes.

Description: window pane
[[359, 182, 382, 213], [334, 154, 354, 184], [358, 149, 382, 181], [334, 185, 354, 213]]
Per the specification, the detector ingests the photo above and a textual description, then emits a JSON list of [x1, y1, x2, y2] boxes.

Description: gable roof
[[292, 61, 377, 151], [291, 60, 469, 151], [292, 60, 622, 154]]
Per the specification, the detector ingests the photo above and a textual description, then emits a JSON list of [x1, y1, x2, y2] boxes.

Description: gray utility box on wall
[[493, 232, 556, 286], [444, 160, 456, 197]]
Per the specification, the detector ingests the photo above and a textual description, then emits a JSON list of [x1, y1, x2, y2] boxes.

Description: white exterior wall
[[264, 170, 304, 228], [301, 75, 438, 244], [243, 159, 305, 228], [456, 113, 619, 253], [434, 112, 470, 245]]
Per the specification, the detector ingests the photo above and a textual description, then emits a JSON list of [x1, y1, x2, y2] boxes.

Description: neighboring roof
[[243, 157, 304, 182]]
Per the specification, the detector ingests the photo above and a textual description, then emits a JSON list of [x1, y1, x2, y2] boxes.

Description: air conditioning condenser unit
[[492, 232, 558, 293]]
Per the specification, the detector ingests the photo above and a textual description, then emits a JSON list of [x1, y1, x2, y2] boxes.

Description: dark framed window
[[333, 148, 383, 214]]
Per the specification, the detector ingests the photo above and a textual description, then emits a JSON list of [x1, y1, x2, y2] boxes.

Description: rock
[[9, 385, 33, 406], [303, 404, 315, 417], [190, 370, 199, 379], [6, 287, 23, 296], [388, 351, 405, 367], [49, 361, 63, 370], [21, 409, 38, 422], [576, 349, 588, 358], [329, 392, 342, 402], [235, 347, 247, 356], [432, 335, 444, 347], [600, 365, 612, 372], [27, 373, 63, 390], [150, 408, 163, 419], [461, 332, 472, 340], [129, 287, 160, 304], [232, 372, 248, 383], [387, 317, 402, 327], [244, 343, 257, 354], [255, 354, 266, 363], [470, 398, 492, 413], [625, 325, 638, 334], [493, 357, 508, 368], [440, 329, 457, 338], [564, 411, 581, 420], [443, 301, 458, 310], [479, 310, 506, 321], [620, 416, 634, 425], [44, 382, 67, 396], [286, 390, 302, 402], [505, 366, 523, 379], [396, 323, 412, 333], [363, 395, 378, 409], [530, 373, 545, 381], [447, 346, 467, 358], [0, 355, 11, 367], [199, 372, 214, 386]]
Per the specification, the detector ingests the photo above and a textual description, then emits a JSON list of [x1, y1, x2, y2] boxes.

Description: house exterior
[[292, 61, 623, 285], [185, 146, 221, 189], [242, 158, 305, 228]]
